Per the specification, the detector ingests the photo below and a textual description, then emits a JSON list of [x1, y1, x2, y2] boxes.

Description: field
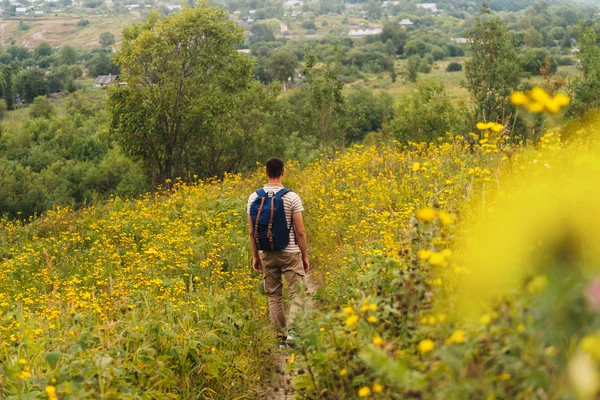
[[2, 95, 600, 398], [0, 14, 139, 48]]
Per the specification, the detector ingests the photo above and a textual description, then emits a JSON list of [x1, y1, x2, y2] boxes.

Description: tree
[[446, 62, 463, 72], [286, 54, 350, 157], [568, 27, 600, 117], [250, 23, 276, 44], [266, 49, 299, 85], [108, 6, 253, 187], [58, 46, 78, 65], [524, 26, 543, 48], [14, 69, 48, 103], [86, 53, 119, 76], [28, 96, 55, 119], [464, 3, 522, 128], [386, 80, 465, 143], [519, 49, 556, 76], [0, 99, 7, 121], [99, 32, 116, 48], [33, 41, 53, 59], [380, 21, 408, 55], [406, 55, 420, 83]]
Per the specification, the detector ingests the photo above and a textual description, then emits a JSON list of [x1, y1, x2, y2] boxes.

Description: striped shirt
[[247, 184, 304, 253]]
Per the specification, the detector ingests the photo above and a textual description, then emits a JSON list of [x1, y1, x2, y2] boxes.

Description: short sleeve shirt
[[247, 184, 304, 253]]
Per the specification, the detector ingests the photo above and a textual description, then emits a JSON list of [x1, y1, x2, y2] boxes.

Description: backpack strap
[[274, 188, 292, 198], [256, 188, 267, 197], [267, 196, 276, 251], [253, 193, 266, 250]]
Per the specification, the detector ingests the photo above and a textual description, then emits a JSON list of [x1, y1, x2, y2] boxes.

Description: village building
[[95, 74, 119, 88], [399, 18, 413, 26], [417, 3, 440, 13]]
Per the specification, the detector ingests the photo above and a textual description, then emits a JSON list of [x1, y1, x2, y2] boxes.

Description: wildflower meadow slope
[[1, 101, 599, 398]]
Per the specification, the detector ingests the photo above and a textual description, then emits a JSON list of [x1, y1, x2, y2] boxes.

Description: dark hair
[[266, 157, 284, 178]]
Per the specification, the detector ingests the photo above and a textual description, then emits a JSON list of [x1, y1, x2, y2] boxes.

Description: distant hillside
[[0, 14, 139, 48]]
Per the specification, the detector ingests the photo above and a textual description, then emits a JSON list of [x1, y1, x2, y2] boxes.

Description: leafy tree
[[301, 20, 316, 31], [58, 46, 78, 65], [14, 69, 48, 103], [250, 23, 276, 44], [568, 27, 600, 117], [266, 49, 299, 85], [464, 3, 522, 128], [33, 41, 53, 59], [0, 99, 7, 121], [380, 21, 408, 55], [346, 87, 394, 143], [99, 32, 116, 48], [446, 61, 463, 72], [386, 80, 465, 143], [28, 96, 55, 119], [406, 55, 420, 83], [287, 55, 350, 156], [108, 6, 254, 187], [524, 26, 543, 48], [86, 53, 119, 76], [520, 49, 557, 76]]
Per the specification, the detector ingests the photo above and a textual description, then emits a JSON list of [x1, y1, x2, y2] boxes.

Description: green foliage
[[446, 62, 462, 72], [109, 6, 254, 186], [346, 87, 394, 143], [386, 80, 465, 143], [568, 27, 600, 117], [33, 41, 53, 59], [77, 19, 90, 27], [28, 96, 55, 119], [266, 49, 299, 83], [519, 49, 557, 76], [85, 52, 119, 76], [99, 32, 116, 47], [464, 5, 522, 127], [58, 46, 78, 65], [406, 55, 420, 83], [301, 20, 317, 31], [0, 99, 7, 121], [285, 56, 350, 157], [18, 20, 30, 31], [14, 69, 48, 103], [250, 22, 276, 44]]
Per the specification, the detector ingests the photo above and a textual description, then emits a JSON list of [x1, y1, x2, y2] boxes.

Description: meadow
[[2, 87, 600, 398]]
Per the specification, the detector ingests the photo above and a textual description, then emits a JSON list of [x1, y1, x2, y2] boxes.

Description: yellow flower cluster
[[510, 87, 570, 114]]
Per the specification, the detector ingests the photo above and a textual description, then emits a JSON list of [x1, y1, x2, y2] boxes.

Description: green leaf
[[44, 351, 61, 368]]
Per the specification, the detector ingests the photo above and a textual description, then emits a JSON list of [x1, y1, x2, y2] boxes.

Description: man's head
[[266, 157, 284, 179]]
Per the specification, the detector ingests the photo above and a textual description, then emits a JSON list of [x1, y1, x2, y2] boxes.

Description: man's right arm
[[292, 211, 310, 272]]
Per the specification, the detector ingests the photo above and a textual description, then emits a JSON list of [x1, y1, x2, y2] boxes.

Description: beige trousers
[[260, 251, 305, 336]]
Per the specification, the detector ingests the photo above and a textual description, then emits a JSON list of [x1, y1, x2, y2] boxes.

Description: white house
[[451, 37, 472, 44], [348, 28, 383, 37], [283, 0, 302, 7], [15, 6, 27, 13], [417, 3, 440, 13], [399, 18, 413, 26], [166, 5, 181, 10]]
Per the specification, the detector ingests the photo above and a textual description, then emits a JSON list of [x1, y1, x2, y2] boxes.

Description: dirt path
[[264, 272, 318, 400]]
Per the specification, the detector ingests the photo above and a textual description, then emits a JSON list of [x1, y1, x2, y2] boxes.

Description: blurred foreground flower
[[510, 87, 570, 114]]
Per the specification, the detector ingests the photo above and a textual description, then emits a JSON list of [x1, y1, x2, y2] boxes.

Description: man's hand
[[253, 256, 262, 273], [302, 256, 310, 272]]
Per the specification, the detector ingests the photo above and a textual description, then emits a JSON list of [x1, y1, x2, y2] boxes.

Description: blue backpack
[[250, 188, 293, 251]]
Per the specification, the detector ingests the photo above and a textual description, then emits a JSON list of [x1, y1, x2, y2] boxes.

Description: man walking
[[247, 157, 310, 347]]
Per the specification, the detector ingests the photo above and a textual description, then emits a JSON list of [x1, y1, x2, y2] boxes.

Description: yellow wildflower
[[510, 91, 528, 106], [496, 372, 511, 382], [358, 386, 371, 397], [447, 330, 465, 344], [373, 336, 384, 346], [46, 386, 58, 400], [340, 368, 347, 376], [343, 306, 354, 315], [438, 211, 455, 226], [412, 162, 421, 172], [416, 207, 437, 222], [428, 252, 446, 267], [480, 314, 491, 325], [418, 339, 435, 354], [346, 315, 359, 326], [369, 303, 377, 312], [368, 316, 378, 323], [373, 383, 384, 393]]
